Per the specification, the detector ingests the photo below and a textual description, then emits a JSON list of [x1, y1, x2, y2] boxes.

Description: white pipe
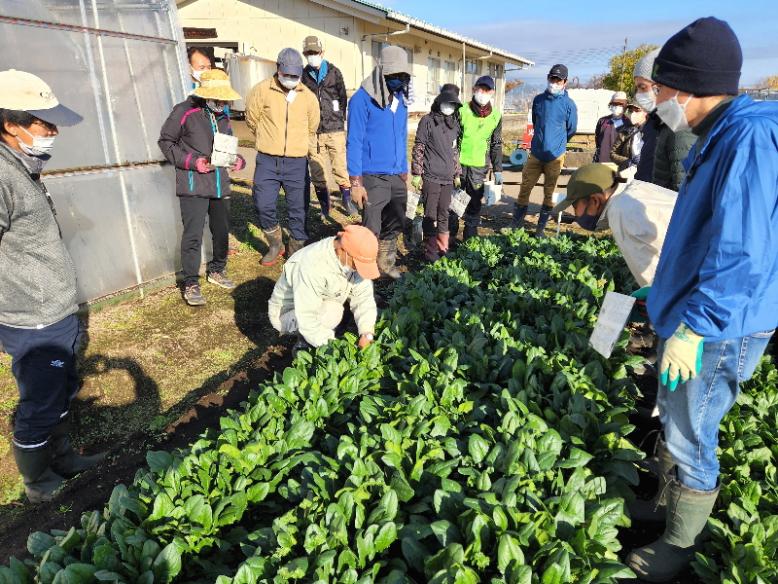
[[117, 11, 153, 160], [91, 0, 146, 297], [78, 0, 111, 165]]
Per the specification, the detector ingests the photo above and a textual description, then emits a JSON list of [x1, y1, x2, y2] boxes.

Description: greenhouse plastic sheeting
[[0, 0, 196, 302]]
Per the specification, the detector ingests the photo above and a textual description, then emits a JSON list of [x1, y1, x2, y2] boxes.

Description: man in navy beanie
[[626, 17, 778, 581]]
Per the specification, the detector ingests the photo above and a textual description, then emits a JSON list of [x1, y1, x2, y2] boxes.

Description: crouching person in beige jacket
[[268, 225, 379, 351]]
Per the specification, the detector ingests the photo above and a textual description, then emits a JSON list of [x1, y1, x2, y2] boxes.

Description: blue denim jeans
[[657, 330, 774, 491]]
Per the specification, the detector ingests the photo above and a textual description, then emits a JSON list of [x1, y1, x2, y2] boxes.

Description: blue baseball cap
[[474, 75, 495, 90]]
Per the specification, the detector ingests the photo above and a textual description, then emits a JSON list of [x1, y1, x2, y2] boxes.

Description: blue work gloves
[[493, 172, 503, 185], [660, 323, 704, 392]]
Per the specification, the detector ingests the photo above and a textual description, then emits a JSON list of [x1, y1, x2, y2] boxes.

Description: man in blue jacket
[[513, 64, 577, 236], [347, 45, 410, 279], [626, 17, 778, 582]]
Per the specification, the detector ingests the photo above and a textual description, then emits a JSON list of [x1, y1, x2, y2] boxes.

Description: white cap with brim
[[0, 69, 82, 127]]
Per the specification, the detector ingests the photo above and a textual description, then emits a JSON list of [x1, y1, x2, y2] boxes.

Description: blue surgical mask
[[576, 212, 601, 231], [385, 77, 405, 93]]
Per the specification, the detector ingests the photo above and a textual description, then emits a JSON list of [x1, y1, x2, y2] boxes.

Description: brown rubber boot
[[261, 226, 285, 266], [377, 238, 401, 279], [436, 232, 449, 255], [423, 235, 439, 262]]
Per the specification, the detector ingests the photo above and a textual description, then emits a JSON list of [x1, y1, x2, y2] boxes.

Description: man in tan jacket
[[246, 48, 320, 265]]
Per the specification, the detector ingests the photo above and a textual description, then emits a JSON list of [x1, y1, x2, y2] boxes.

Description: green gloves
[[411, 175, 422, 190], [630, 286, 651, 300], [660, 323, 704, 392]]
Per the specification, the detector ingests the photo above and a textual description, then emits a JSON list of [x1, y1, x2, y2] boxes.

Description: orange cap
[[338, 225, 380, 280]]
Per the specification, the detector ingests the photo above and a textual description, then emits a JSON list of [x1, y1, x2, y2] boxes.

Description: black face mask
[[576, 210, 602, 231], [384, 74, 409, 93]]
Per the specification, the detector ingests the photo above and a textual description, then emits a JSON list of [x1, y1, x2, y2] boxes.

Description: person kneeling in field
[[268, 225, 379, 350]]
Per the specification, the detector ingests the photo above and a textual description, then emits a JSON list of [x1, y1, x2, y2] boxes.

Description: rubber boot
[[287, 238, 306, 258], [535, 205, 553, 238], [261, 226, 285, 266], [315, 186, 331, 220], [377, 238, 401, 280], [436, 232, 449, 256], [629, 438, 675, 522], [50, 420, 105, 479], [13, 444, 65, 503], [462, 214, 479, 240], [512, 204, 529, 228], [340, 186, 359, 216], [423, 235, 439, 262], [449, 211, 460, 240], [626, 476, 720, 582]]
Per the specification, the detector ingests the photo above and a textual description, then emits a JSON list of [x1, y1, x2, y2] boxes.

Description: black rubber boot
[[512, 204, 529, 228], [261, 226, 285, 266], [535, 205, 553, 237], [50, 420, 106, 479], [340, 186, 358, 216], [462, 214, 479, 240], [377, 238, 401, 280], [287, 238, 306, 258], [448, 211, 460, 239], [629, 438, 675, 522], [13, 444, 65, 503], [315, 186, 331, 220]]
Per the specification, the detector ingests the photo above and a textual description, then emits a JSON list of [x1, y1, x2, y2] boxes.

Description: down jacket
[[158, 95, 233, 199], [301, 60, 348, 134]]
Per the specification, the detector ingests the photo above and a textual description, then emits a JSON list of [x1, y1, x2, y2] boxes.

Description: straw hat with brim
[[0, 69, 82, 126], [551, 163, 618, 216], [193, 69, 241, 101], [339, 225, 380, 280]]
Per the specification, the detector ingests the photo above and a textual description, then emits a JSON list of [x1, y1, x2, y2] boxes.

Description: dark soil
[[0, 343, 292, 560]]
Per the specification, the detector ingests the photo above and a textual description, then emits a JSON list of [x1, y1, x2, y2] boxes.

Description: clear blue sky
[[381, 0, 778, 88]]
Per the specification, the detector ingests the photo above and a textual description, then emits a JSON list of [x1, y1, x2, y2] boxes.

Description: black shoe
[[183, 284, 206, 306], [512, 204, 529, 228]]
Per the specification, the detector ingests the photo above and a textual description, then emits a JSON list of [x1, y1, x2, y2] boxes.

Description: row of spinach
[[8, 230, 771, 583]]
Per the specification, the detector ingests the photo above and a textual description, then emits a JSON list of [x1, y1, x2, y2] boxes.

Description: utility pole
[[619, 37, 628, 91]]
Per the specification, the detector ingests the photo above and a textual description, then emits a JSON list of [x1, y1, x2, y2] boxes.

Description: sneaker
[[183, 284, 206, 306], [206, 271, 236, 290]]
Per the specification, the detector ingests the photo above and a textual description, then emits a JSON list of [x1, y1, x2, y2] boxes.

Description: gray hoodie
[[0, 143, 78, 328]]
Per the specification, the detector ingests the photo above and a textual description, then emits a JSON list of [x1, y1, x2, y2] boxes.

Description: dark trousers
[[0, 314, 81, 448], [362, 174, 407, 240], [179, 196, 230, 286], [462, 165, 487, 228], [422, 181, 453, 235], [252, 152, 308, 241]]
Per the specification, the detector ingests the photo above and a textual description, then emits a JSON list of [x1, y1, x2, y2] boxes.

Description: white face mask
[[635, 91, 656, 113], [628, 111, 645, 125], [191, 68, 205, 83], [19, 126, 56, 157], [206, 100, 225, 113], [547, 82, 564, 95], [306, 54, 323, 68], [609, 105, 624, 117], [279, 75, 300, 90], [473, 91, 491, 106], [656, 92, 692, 133], [440, 103, 457, 116]]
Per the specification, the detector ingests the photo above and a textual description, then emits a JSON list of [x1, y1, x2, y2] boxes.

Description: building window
[[488, 63, 502, 79], [445, 60, 457, 85], [465, 59, 480, 75], [427, 57, 441, 95]]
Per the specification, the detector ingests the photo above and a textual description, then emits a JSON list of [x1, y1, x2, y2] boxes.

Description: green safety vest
[[459, 104, 501, 168]]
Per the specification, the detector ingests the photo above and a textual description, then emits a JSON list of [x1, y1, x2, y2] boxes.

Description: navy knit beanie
[[652, 17, 742, 96]]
